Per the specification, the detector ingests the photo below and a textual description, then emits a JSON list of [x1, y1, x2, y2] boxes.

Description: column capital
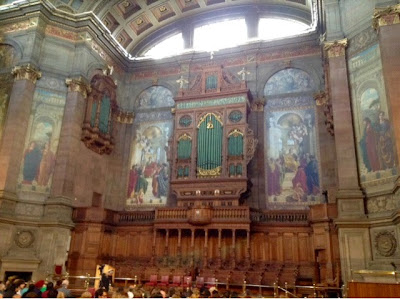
[[251, 98, 266, 112], [114, 110, 134, 124], [11, 64, 41, 83], [314, 91, 329, 106], [65, 77, 91, 98], [373, 4, 400, 30], [324, 39, 348, 58]]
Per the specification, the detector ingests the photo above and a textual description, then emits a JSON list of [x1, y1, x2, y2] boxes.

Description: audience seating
[[182, 276, 192, 288], [158, 275, 169, 287], [145, 274, 158, 287], [169, 275, 182, 287], [206, 277, 216, 288], [196, 276, 205, 288]]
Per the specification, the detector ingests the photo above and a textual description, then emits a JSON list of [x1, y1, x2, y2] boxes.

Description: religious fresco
[[348, 44, 397, 186], [264, 68, 321, 209], [265, 106, 321, 208], [0, 44, 16, 69], [126, 86, 174, 209], [17, 89, 66, 193], [136, 86, 174, 109], [264, 68, 313, 96]]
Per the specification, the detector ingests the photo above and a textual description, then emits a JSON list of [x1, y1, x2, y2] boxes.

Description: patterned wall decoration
[[264, 68, 313, 96], [0, 74, 13, 143], [264, 68, 321, 209], [17, 89, 66, 193], [136, 86, 174, 109], [348, 44, 397, 188], [126, 86, 174, 209]]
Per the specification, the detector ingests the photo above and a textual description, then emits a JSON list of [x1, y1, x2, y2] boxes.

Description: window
[[144, 33, 184, 58], [258, 18, 310, 40], [193, 18, 247, 51]]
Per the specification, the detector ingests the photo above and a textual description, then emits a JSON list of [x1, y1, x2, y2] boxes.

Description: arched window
[[258, 18, 310, 40], [144, 33, 184, 59]]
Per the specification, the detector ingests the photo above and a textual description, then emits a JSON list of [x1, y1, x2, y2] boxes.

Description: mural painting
[[0, 74, 13, 142], [348, 44, 397, 185], [264, 68, 321, 208], [17, 89, 66, 193], [126, 86, 174, 209]]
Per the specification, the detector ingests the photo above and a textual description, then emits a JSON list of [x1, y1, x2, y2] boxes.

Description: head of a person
[[81, 291, 92, 298], [46, 282, 54, 290], [61, 280, 69, 288]]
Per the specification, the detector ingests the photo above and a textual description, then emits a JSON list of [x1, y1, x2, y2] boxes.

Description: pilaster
[[0, 64, 41, 215]]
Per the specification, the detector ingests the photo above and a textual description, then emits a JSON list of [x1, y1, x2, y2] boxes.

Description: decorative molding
[[11, 64, 41, 83], [251, 98, 265, 112], [176, 96, 246, 110], [114, 110, 134, 124], [15, 230, 35, 248], [314, 91, 334, 136], [245, 127, 257, 165], [373, 4, 400, 30], [375, 230, 397, 257], [324, 38, 348, 58], [65, 77, 91, 98]]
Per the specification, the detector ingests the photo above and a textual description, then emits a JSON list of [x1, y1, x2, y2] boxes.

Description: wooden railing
[[118, 210, 155, 224], [250, 209, 309, 223]]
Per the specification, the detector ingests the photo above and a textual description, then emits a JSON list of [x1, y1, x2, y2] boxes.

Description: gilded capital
[[114, 110, 134, 124], [314, 91, 328, 106], [373, 4, 400, 30], [323, 38, 348, 58], [11, 64, 41, 83], [251, 98, 266, 112], [65, 77, 91, 98]]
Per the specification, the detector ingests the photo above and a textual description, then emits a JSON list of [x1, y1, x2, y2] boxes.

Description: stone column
[[0, 64, 41, 213], [373, 5, 400, 182], [324, 40, 364, 218], [50, 78, 90, 202]]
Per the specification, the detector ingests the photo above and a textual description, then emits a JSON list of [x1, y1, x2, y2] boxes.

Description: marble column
[[0, 64, 41, 214], [373, 5, 400, 184], [324, 40, 364, 218], [50, 77, 90, 202]]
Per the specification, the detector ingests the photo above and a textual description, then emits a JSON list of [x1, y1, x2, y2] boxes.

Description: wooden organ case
[[170, 64, 256, 208]]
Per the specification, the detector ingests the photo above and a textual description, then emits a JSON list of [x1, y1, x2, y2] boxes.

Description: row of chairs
[[145, 275, 217, 288]]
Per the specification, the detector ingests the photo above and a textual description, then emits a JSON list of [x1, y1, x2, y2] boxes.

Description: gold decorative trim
[[197, 166, 222, 178], [11, 64, 41, 83], [197, 112, 223, 128], [373, 4, 400, 30], [65, 77, 91, 98], [323, 38, 348, 58], [313, 91, 328, 106], [178, 133, 192, 141], [251, 98, 266, 112], [228, 128, 243, 137], [114, 110, 134, 124]]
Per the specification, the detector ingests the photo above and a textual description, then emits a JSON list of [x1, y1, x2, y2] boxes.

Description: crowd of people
[[0, 276, 261, 298]]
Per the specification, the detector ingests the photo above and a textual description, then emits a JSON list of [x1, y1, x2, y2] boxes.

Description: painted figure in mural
[[22, 141, 42, 184], [359, 117, 381, 172], [292, 162, 308, 196], [156, 163, 169, 198], [305, 155, 320, 195], [127, 165, 138, 198], [134, 167, 148, 204], [267, 158, 281, 196], [36, 142, 56, 186], [377, 111, 395, 170]]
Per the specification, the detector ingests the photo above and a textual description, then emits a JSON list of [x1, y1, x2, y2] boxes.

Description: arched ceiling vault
[[50, 0, 315, 56]]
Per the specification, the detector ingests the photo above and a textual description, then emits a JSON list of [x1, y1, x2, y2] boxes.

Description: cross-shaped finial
[[176, 75, 188, 89], [237, 67, 250, 81]]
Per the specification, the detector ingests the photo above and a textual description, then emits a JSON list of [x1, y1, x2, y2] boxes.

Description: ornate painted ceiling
[[48, 0, 314, 55]]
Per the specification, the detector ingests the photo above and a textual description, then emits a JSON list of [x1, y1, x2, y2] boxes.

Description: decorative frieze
[[114, 110, 134, 124], [11, 64, 41, 83], [324, 38, 348, 58], [251, 98, 265, 112]]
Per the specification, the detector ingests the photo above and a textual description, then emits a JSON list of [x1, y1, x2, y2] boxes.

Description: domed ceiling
[[49, 0, 315, 55]]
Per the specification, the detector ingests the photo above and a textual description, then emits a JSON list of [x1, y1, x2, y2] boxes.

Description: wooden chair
[[145, 274, 158, 287]]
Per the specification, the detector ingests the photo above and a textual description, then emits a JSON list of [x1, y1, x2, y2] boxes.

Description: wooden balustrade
[[118, 211, 155, 223], [250, 209, 308, 223]]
